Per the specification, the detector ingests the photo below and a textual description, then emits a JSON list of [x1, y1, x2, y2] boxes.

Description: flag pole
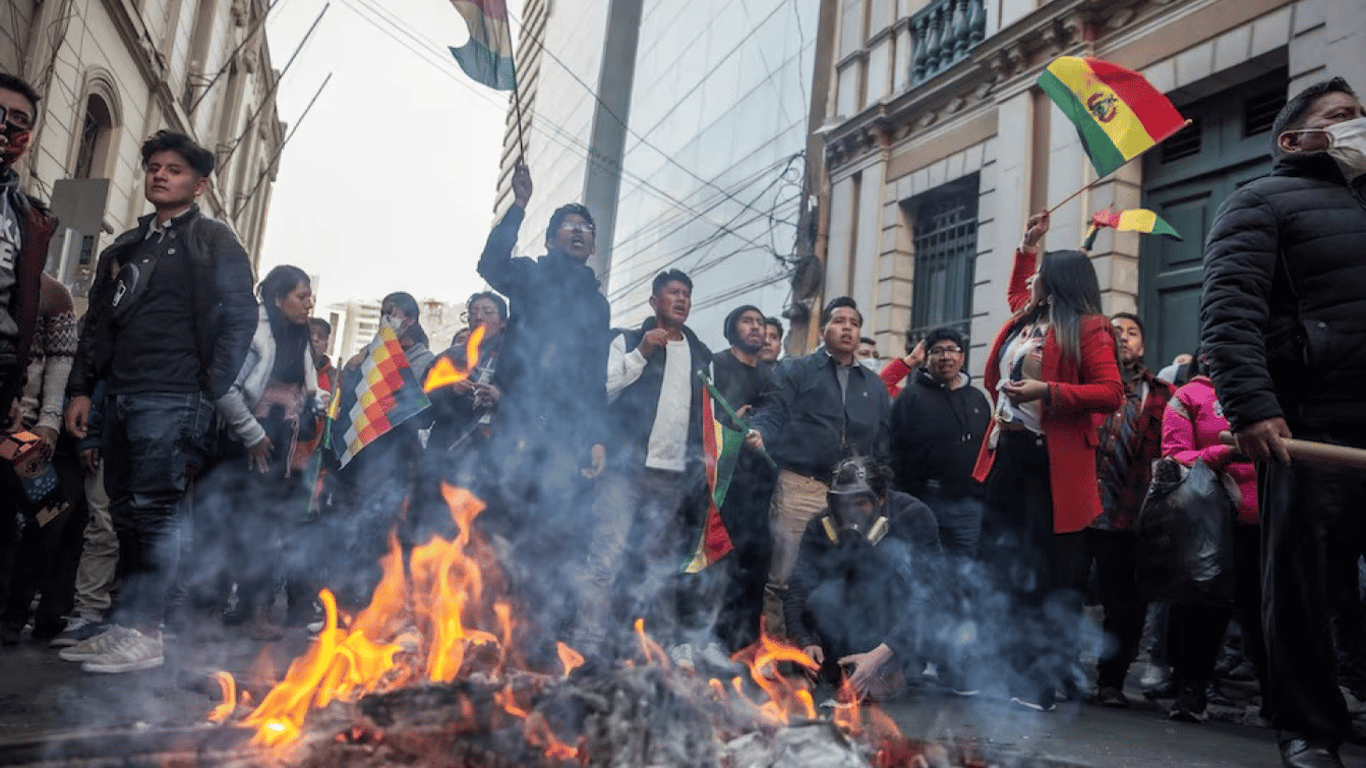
[[510, 80, 528, 161]]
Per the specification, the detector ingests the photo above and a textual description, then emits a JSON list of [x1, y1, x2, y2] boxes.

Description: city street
[[2, 628, 1361, 767]]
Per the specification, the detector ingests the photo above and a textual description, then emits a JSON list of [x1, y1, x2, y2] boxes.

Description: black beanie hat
[[723, 304, 764, 345]]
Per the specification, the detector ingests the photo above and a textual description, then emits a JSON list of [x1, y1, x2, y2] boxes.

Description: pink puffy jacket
[[1160, 376, 1259, 525]]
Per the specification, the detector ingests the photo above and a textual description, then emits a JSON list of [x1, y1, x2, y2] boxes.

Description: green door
[[1140, 70, 1286, 371]]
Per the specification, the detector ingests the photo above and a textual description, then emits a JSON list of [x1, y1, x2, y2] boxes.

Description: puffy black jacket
[[67, 205, 257, 401], [889, 368, 991, 500], [1200, 152, 1366, 429]]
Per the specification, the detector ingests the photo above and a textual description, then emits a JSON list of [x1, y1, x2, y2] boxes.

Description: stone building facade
[[1, 0, 285, 298], [808, 0, 1364, 373]]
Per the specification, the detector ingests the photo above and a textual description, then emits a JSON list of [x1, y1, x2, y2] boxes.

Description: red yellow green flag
[[682, 384, 738, 574], [1082, 207, 1183, 250], [448, 0, 516, 91], [1038, 57, 1187, 178]]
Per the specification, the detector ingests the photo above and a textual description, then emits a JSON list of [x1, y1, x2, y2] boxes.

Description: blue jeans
[[104, 391, 214, 628]]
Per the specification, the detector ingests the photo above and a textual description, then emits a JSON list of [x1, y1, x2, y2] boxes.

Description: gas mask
[[1282, 117, 1366, 179]]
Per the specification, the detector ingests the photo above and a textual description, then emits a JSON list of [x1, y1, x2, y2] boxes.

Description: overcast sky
[[260, 0, 522, 308]]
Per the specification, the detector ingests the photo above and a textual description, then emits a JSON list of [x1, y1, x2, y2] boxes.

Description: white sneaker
[[81, 629, 164, 673], [57, 624, 128, 662]]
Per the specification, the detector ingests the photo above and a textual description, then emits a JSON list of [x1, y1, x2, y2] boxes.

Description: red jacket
[[971, 248, 1125, 534]]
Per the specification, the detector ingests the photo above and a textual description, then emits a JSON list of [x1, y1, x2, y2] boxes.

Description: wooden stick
[[1219, 431, 1366, 470], [1046, 118, 1194, 215], [510, 80, 528, 161]]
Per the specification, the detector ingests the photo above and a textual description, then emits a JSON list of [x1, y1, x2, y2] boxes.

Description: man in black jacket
[[748, 296, 891, 638], [573, 270, 711, 658], [785, 457, 940, 700], [477, 162, 611, 653], [889, 326, 989, 557], [0, 74, 58, 423], [61, 131, 256, 674], [1200, 77, 1366, 768], [711, 304, 776, 650]]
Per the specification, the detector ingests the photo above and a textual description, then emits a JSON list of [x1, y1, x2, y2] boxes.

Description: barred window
[[908, 174, 978, 342]]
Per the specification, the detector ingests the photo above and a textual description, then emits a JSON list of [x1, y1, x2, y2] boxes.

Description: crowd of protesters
[[2, 69, 1366, 768]]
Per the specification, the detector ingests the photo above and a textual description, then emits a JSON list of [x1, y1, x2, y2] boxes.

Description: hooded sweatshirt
[[890, 367, 991, 499]]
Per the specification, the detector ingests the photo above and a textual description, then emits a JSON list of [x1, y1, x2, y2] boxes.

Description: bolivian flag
[[448, 0, 516, 91], [1082, 208, 1182, 249], [1038, 57, 1187, 178], [682, 385, 738, 574]]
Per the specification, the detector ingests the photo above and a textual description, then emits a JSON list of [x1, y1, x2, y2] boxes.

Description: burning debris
[[198, 484, 1029, 768]]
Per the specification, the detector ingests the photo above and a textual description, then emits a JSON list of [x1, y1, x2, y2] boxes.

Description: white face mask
[[1284, 116, 1366, 179], [380, 314, 405, 333], [858, 356, 884, 374]]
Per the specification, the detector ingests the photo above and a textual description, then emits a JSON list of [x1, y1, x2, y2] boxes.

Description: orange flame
[[524, 711, 580, 762], [831, 677, 862, 734], [731, 630, 820, 725], [207, 671, 237, 723], [423, 326, 486, 392], [557, 642, 585, 679], [633, 618, 671, 668]]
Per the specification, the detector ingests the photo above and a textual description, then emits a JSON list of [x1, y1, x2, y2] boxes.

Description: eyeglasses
[[0, 104, 32, 131], [928, 346, 963, 357], [558, 222, 595, 234]]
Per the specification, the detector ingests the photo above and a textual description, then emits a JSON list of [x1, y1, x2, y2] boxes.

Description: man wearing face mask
[[0, 74, 57, 424], [1201, 77, 1366, 768]]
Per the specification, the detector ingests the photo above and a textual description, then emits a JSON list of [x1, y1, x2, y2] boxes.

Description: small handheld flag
[[1038, 57, 1187, 179], [682, 372, 741, 574], [1081, 207, 1183, 250], [448, 0, 516, 91], [328, 325, 431, 469]]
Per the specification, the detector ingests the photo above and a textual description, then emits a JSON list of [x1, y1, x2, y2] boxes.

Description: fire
[[556, 641, 584, 679], [221, 479, 931, 760], [207, 671, 237, 723], [423, 325, 486, 391]]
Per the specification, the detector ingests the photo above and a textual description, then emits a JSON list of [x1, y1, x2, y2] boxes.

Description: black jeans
[[715, 455, 776, 651], [1261, 425, 1366, 741], [1080, 527, 1147, 690], [982, 430, 1089, 706], [0, 440, 87, 635], [104, 391, 215, 629], [1168, 523, 1266, 694]]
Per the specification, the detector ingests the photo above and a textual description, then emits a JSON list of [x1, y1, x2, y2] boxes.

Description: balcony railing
[[911, 0, 986, 85]]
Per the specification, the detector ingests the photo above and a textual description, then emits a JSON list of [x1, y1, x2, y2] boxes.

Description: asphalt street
[[2, 627, 1363, 767]]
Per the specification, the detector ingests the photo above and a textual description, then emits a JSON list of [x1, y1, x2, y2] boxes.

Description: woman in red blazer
[[971, 211, 1124, 711]]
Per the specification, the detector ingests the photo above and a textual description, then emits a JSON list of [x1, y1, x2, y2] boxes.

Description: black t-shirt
[[710, 349, 769, 428], [108, 228, 201, 395]]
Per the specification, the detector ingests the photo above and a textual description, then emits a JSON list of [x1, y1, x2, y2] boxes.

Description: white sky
[[259, 0, 522, 307]]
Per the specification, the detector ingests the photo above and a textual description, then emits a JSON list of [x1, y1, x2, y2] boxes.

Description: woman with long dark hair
[[210, 264, 321, 639], [971, 210, 1125, 710]]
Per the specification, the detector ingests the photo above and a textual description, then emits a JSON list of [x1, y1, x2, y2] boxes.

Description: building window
[[73, 94, 113, 179], [908, 174, 978, 341]]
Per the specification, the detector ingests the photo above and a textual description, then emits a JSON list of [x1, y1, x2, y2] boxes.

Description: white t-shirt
[[645, 338, 692, 471]]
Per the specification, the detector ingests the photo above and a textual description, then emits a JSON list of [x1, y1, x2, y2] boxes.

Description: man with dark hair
[[760, 317, 784, 364], [1201, 77, 1366, 768], [784, 456, 940, 700], [574, 269, 711, 659], [478, 161, 610, 652], [889, 325, 990, 557], [0, 73, 57, 426], [711, 303, 776, 650], [61, 130, 257, 673], [1081, 312, 1172, 708], [748, 296, 891, 637]]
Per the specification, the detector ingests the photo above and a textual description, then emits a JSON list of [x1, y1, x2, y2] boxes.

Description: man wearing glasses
[[477, 161, 611, 651], [0, 74, 58, 423], [888, 326, 990, 558]]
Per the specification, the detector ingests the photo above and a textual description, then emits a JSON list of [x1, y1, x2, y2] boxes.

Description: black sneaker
[[1169, 678, 1208, 723], [49, 618, 108, 648], [1094, 685, 1132, 708]]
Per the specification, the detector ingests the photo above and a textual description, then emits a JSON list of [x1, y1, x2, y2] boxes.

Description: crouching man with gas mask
[[783, 457, 941, 700]]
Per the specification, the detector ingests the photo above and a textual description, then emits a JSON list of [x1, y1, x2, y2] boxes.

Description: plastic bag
[[1134, 457, 1238, 607]]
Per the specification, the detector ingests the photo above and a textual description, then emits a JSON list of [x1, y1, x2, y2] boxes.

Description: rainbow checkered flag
[[328, 325, 431, 469], [681, 382, 739, 574]]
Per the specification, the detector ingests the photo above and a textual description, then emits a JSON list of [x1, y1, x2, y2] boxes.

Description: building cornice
[[823, 0, 1161, 171]]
